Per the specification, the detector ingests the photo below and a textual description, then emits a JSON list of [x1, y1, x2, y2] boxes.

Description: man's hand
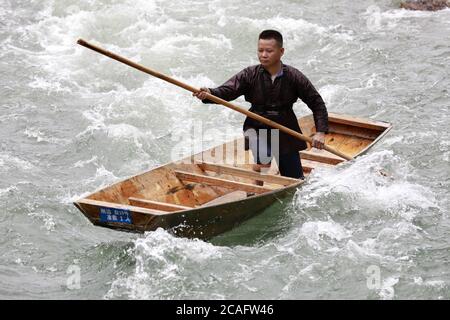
[[311, 132, 326, 149], [193, 87, 211, 100]]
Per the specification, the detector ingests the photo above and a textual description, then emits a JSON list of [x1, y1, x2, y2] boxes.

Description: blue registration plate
[[99, 207, 133, 224]]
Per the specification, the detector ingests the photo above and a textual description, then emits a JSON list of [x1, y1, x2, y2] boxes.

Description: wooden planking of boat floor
[[73, 113, 392, 239]]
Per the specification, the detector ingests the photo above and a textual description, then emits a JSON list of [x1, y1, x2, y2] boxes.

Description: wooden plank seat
[[201, 191, 248, 207], [197, 162, 300, 186], [301, 159, 334, 173], [300, 149, 345, 165], [174, 170, 273, 194], [128, 197, 192, 212], [299, 161, 314, 173]]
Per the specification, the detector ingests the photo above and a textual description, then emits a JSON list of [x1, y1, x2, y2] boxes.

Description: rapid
[[0, 0, 449, 299]]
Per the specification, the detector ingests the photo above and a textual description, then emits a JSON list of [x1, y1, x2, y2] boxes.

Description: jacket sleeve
[[293, 70, 329, 133], [202, 68, 249, 104]]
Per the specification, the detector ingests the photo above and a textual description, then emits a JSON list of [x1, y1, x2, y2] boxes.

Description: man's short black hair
[[259, 30, 283, 47]]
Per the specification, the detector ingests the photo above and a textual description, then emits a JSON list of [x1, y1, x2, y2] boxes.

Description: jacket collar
[[259, 61, 285, 79]]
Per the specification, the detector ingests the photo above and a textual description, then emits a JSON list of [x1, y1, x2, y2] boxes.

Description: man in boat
[[193, 30, 328, 179]]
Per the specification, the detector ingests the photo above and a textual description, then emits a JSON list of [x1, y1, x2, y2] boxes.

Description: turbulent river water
[[1, 0, 449, 299]]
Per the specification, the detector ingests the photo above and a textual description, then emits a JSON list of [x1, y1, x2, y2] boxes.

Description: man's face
[[257, 38, 284, 68]]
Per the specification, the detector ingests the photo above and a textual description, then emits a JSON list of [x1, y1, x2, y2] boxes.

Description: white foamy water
[[105, 228, 225, 299], [1, 0, 449, 300], [300, 220, 352, 250]]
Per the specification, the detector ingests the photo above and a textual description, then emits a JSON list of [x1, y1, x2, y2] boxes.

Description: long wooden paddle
[[77, 39, 353, 161]]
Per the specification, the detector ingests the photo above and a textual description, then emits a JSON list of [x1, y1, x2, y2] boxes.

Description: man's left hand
[[311, 132, 326, 149]]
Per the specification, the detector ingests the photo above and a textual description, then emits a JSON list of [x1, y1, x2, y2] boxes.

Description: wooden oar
[[77, 39, 353, 161]]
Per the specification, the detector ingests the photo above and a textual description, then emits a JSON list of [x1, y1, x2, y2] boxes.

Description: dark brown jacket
[[203, 63, 328, 154]]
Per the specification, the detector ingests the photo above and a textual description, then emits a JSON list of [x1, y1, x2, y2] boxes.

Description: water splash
[[300, 220, 352, 250], [105, 228, 224, 299], [295, 150, 438, 220]]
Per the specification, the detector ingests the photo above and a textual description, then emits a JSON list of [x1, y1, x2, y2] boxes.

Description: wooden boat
[[73, 113, 392, 239]]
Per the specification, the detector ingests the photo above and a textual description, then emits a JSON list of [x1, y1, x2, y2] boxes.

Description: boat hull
[[73, 113, 392, 239], [75, 181, 301, 239]]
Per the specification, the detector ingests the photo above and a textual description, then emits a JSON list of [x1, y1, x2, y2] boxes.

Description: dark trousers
[[276, 152, 304, 179], [250, 148, 304, 179], [246, 129, 305, 179]]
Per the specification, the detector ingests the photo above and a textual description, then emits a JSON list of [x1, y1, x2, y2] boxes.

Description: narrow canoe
[[73, 113, 392, 239]]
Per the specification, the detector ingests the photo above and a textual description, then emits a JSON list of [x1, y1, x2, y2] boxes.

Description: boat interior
[[81, 113, 391, 213]]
